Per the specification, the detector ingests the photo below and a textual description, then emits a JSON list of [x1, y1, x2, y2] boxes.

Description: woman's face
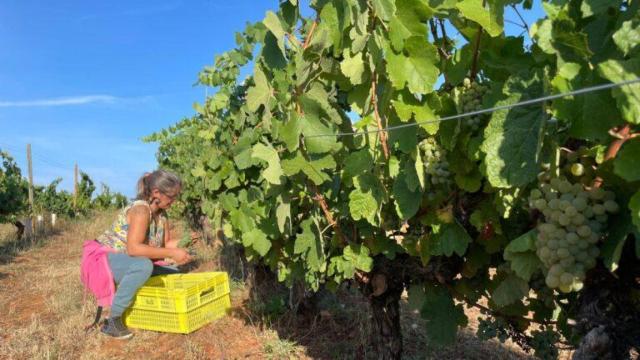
[[151, 187, 180, 209]]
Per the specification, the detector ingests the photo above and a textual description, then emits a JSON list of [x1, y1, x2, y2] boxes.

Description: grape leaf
[[407, 284, 426, 312], [415, 146, 425, 191], [372, 0, 395, 21], [341, 51, 366, 85], [531, 14, 592, 62], [462, 245, 491, 278], [349, 188, 378, 225], [230, 208, 255, 234], [613, 20, 640, 56], [393, 172, 422, 220], [388, 155, 400, 178], [598, 59, 640, 125], [574, 91, 623, 142], [601, 210, 634, 272], [388, 0, 431, 51], [242, 228, 271, 256], [318, 2, 341, 52], [454, 171, 483, 193], [300, 117, 341, 154], [430, 222, 471, 257], [581, 0, 620, 18], [282, 153, 335, 185], [218, 192, 239, 212], [388, 118, 418, 153], [344, 149, 374, 178], [252, 143, 284, 185], [552, 71, 623, 142], [491, 274, 529, 308], [630, 191, 640, 233], [505, 252, 541, 282], [263, 11, 286, 57], [481, 72, 545, 188], [294, 218, 323, 270], [504, 229, 537, 253], [343, 244, 373, 272], [347, 83, 371, 115], [275, 195, 291, 234], [404, 157, 421, 192], [456, 0, 504, 37], [614, 139, 640, 182], [279, 115, 302, 151], [420, 285, 468, 346], [531, 19, 554, 54], [385, 37, 439, 95], [246, 66, 271, 112], [392, 91, 439, 135], [191, 165, 206, 178]]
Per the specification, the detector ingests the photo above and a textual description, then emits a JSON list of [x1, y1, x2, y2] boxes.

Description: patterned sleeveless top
[[96, 200, 166, 252]]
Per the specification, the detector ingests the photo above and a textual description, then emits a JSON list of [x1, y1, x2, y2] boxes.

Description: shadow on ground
[[0, 229, 64, 265], [224, 266, 533, 360]]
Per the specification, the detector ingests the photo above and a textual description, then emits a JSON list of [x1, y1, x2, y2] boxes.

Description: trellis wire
[[306, 78, 640, 138]]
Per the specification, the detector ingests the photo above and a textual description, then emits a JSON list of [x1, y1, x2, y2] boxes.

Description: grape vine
[[146, 0, 640, 358], [0, 150, 28, 225]]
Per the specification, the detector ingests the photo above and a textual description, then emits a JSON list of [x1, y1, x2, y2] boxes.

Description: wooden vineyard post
[[26, 144, 35, 242], [74, 163, 78, 214]]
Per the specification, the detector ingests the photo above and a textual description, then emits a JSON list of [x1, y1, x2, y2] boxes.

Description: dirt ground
[[0, 213, 571, 359]]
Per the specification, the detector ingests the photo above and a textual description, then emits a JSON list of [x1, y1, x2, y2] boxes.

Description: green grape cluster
[[457, 78, 488, 132], [528, 177, 619, 292], [419, 137, 450, 186], [562, 147, 597, 185]]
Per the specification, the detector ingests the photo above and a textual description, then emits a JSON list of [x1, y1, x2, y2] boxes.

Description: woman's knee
[[130, 257, 153, 277]]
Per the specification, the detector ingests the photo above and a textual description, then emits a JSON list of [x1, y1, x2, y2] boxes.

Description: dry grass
[[0, 215, 77, 264], [0, 212, 570, 359]]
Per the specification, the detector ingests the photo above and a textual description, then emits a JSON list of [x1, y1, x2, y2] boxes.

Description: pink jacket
[[80, 240, 116, 307]]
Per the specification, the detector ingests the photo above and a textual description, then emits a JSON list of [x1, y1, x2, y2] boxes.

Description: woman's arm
[[126, 205, 190, 264], [164, 219, 179, 249]]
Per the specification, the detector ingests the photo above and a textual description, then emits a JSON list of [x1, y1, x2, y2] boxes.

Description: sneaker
[[100, 317, 133, 340]]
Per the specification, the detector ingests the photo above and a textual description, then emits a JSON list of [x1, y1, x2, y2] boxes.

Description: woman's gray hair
[[136, 170, 182, 201]]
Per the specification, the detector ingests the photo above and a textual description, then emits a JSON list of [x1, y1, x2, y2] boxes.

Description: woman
[[95, 169, 192, 339]]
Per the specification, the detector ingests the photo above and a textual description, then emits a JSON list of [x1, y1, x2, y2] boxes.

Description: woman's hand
[[170, 248, 192, 265], [190, 231, 202, 244]]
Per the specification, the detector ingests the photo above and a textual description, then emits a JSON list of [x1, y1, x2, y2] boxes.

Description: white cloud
[[0, 94, 157, 109], [0, 95, 117, 108]]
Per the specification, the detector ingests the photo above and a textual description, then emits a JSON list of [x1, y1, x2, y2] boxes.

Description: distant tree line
[[0, 149, 128, 236]]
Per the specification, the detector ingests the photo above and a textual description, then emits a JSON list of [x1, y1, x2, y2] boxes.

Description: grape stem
[[592, 124, 633, 188], [510, 5, 530, 36], [302, 20, 318, 50], [429, 19, 450, 60], [470, 28, 482, 80], [469, 1, 485, 80], [371, 73, 390, 160], [438, 19, 449, 55], [294, 17, 345, 245], [299, 139, 348, 246]]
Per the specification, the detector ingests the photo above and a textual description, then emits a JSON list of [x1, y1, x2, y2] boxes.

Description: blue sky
[[0, 0, 544, 198]]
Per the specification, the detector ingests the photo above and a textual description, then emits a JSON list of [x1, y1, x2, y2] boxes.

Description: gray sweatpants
[[107, 253, 180, 317]]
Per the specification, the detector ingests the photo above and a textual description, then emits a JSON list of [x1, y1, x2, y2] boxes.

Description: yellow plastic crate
[[124, 293, 231, 334], [128, 272, 229, 313]]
